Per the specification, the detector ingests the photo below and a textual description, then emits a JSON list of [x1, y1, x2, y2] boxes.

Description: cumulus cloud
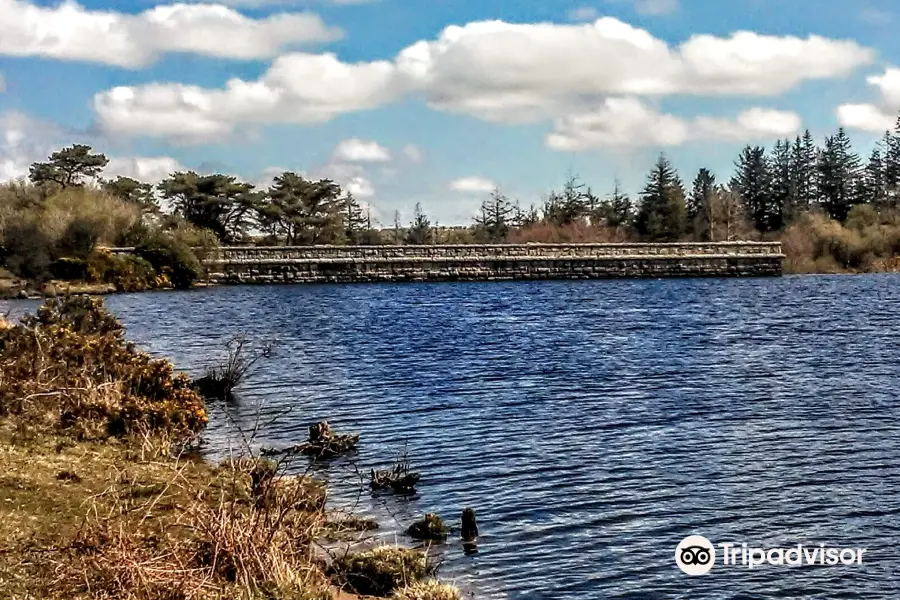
[[332, 138, 392, 162], [0, 0, 342, 68], [837, 67, 900, 132], [346, 176, 375, 197], [546, 98, 801, 151], [395, 19, 872, 123], [92, 16, 871, 142], [0, 111, 64, 182], [104, 156, 187, 183], [93, 53, 398, 142], [448, 176, 496, 192]]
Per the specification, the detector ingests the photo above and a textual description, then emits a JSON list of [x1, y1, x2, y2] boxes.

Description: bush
[[0, 296, 207, 441], [137, 234, 203, 290], [86, 250, 159, 292], [331, 546, 432, 596], [49, 257, 89, 281]]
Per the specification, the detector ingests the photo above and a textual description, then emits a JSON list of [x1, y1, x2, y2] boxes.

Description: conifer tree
[[406, 202, 432, 245], [817, 127, 862, 222], [731, 146, 773, 232], [343, 193, 366, 244], [634, 154, 687, 241], [861, 146, 886, 206], [474, 188, 515, 242], [688, 169, 716, 240], [769, 139, 792, 229]]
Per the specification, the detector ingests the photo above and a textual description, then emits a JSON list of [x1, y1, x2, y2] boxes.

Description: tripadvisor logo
[[675, 535, 868, 575], [675, 535, 715, 575]]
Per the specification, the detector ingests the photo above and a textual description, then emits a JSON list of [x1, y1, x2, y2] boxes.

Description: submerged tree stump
[[370, 458, 420, 494], [406, 513, 448, 541], [261, 420, 359, 459]]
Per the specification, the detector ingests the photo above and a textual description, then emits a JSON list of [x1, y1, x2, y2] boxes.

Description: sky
[[1, 0, 900, 225]]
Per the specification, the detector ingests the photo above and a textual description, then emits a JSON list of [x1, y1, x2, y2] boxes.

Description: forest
[[3, 120, 900, 295]]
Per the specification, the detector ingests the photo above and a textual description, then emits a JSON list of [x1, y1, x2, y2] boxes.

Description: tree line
[[17, 118, 900, 249]]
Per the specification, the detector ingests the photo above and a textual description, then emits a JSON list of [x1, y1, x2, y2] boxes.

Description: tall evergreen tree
[[790, 130, 818, 213], [634, 154, 687, 241], [688, 168, 716, 224], [731, 146, 773, 232], [343, 193, 366, 244], [861, 146, 886, 206], [103, 176, 158, 211], [769, 139, 793, 229], [817, 127, 862, 222], [883, 122, 900, 207]]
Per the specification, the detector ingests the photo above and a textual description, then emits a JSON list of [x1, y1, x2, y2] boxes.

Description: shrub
[[137, 234, 203, 290], [86, 250, 158, 292], [49, 257, 89, 281], [0, 296, 207, 441], [406, 513, 448, 541], [331, 546, 432, 596]]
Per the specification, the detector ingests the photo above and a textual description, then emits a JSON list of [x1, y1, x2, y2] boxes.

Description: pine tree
[[29, 144, 109, 189], [103, 176, 158, 211], [687, 169, 716, 240], [790, 130, 818, 213], [343, 193, 366, 244], [688, 169, 716, 232], [731, 146, 772, 232], [769, 139, 792, 229], [817, 127, 862, 222], [861, 146, 886, 206], [474, 188, 515, 242], [406, 202, 432, 245], [634, 154, 687, 241], [545, 173, 591, 225], [161, 172, 258, 243], [883, 123, 900, 208]]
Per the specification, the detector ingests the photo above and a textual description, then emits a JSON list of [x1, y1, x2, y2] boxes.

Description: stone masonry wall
[[199, 242, 784, 284]]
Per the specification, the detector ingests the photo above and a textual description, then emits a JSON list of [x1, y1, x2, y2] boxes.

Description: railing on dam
[[203, 241, 785, 264]]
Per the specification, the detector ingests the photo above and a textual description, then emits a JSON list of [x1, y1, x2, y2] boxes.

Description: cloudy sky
[[1, 0, 898, 224]]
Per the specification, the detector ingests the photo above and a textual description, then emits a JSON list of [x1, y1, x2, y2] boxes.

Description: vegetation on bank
[[7, 122, 900, 292], [0, 298, 458, 599]]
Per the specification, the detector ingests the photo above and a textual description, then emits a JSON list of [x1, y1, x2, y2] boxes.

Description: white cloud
[[568, 7, 600, 21], [448, 176, 496, 192], [546, 98, 801, 151], [93, 53, 398, 142], [332, 138, 392, 162], [402, 144, 424, 163], [346, 176, 375, 197], [0, 0, 342, 68], [396, 18, 873, 123], [91, 16, 872, 141], [0, 111, 63, 182], [104, 156, 186, 183], [837, 67, 900, 132]]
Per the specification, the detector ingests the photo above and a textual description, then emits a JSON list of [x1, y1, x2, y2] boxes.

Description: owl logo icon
[[675, 535, 715, 575]]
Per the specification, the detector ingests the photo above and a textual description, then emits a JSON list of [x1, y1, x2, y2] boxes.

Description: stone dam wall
[[194, 242, 784, 284]]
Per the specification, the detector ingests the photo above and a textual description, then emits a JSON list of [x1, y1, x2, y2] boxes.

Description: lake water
[[4, 276, 900, 598]]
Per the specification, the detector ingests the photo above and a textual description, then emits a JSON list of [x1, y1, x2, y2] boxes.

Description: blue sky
[[1, 0, 899, 224]]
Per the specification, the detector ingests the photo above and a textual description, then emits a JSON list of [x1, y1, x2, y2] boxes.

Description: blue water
[[4, 276, 900, 598]]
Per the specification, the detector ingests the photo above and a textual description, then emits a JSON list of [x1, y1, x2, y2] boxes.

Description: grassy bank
[[0, 298, 458, 600]]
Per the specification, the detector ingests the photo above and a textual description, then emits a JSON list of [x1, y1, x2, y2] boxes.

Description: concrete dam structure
[[201, 242, 784, 284]]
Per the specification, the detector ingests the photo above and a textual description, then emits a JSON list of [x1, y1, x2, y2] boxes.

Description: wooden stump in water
[[461, 508, 478, 540]]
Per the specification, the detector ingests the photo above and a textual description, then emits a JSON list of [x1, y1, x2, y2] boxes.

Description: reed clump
[[391, 580, 462, 600]]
